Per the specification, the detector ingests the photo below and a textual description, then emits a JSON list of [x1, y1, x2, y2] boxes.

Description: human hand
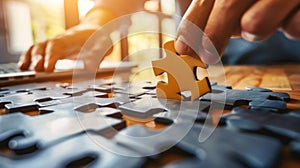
[[18, 27, 112, 72], [175, 0, 300, 64], [19, 6, 116, 72]]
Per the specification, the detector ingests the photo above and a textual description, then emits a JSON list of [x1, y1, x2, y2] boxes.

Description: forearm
[[71, 6, 116, 31]]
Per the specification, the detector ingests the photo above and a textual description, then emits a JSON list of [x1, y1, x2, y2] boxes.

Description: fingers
[[31, 42, 47, 71], [18, 29, 98, 72], [282, 6, 300, 40], [44, 39, 63, 72], [202, 0, 255, 64], [241, 0, 300, 41], [44, 29, 98, 72], [175, 0, 215, 55], [176, 0, 255, 64], [18, 45, 33, 70], [18, 41, 47, 71]]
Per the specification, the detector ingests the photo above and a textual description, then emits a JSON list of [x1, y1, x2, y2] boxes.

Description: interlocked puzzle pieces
[[200, 84, 290, 110], [0, 102, 125, 155], [152, 40, 211, 100], [114, 124, 281, 168], [0, 133, 145, 168], [222, 107, 300, 143], [1, 78, 300, 167]]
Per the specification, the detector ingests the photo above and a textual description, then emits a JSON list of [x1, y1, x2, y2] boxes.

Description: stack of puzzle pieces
[[0, 78, 299, 168]]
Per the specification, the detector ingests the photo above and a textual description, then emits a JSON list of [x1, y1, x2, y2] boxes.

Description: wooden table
[[220, 65, 300, 111]]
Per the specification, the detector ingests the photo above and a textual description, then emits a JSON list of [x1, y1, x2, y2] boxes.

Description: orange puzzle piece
[[152, 40, 211, 100]]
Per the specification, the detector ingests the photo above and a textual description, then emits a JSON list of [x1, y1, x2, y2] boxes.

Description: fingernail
[[175, 36, 190, 54], [241, 31, 261, 42], [200, 37, 220, 65], [200, 49, 220, 65]]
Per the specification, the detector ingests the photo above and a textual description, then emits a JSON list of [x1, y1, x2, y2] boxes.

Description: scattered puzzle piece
[[0, 79, 299, 167], [0, 133, 145, 168], [0, 82, 58, 97], [249, 99, 287, 111], [152, 40, 211, 100], [119, 97, 166, 120], [114, 124, 282, 168], [0, 103, 125, 155], [245, 86, 273, 92], [222, 107, 300, 142], [154, 100, 211, 125], [200, 85, 290, 109]]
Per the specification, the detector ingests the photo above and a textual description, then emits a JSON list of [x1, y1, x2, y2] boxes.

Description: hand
[[175, 0, 300, 64], [19, 7, 115, 72], [18, 27, 112, 72]]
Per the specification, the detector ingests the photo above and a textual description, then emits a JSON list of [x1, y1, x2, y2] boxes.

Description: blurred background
[[0, 0, 177, 67]]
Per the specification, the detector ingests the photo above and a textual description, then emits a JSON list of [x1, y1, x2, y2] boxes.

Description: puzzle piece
[[245, 86, 273, 92], [153, 100, 211, 125], [222, 107, 300, 143], [0, 133, 145, 168], [0, 92, 69, 113], [0, 85, 110, 113], [249, 99, 287, 111], [0, 82, 58, 97], [0, 102, 125, 155], [152, 40, 211, 100], [200, 85, 290, 109], [114, 124, 281, 168], [119, 97, 166, 120], [111, 81, 156, 98]]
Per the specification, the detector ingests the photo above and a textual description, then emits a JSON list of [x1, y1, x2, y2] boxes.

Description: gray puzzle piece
[[1, 93, 69, 113], [222, 107, 300, 142], [0, 103, 125, 155], [111, 81, 156, 98], [154, 100, 212, 125], [249, 99, 287, 111], [200, 85, 290, 109], [0, 133, 145, 168], [245, 86, 273, 92], [0, 82, 58, 97], [114, 124, 281, 168], [1, 87, 109, 113], [119, 97, 166, 120]]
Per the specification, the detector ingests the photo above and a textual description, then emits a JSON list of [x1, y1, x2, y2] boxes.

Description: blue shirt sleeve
[[223, 31, 300, 65]]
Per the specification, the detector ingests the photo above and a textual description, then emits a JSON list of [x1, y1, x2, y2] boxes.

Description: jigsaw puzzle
[[153, 100, 211, 125], [221, 107, 300, 143], [0, 133, 145, 168], [152, 40, 211, 100], [114, 124, 282, 168], [0, 102, 125, 155], [0, 73, 299, 167], [200, 84, 290, 109]]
